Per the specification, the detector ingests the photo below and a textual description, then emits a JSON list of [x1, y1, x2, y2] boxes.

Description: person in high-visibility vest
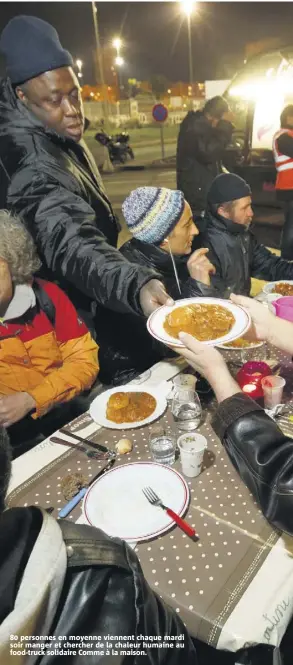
[[273, 104, 293, 258]]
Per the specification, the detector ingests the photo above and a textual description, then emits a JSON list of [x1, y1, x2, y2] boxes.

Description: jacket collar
[[205, 206, 250, 236], [125, 237, 186, 272], [1, 284, 36, 322]]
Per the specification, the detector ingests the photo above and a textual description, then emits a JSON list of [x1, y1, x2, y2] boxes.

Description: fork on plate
[[142, 486, 198, 540]]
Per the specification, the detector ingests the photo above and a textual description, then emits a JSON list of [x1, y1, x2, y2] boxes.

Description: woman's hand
[[230, 294, 275, 342], [178, 333, 240, 403], [187, 248, 216, 286]]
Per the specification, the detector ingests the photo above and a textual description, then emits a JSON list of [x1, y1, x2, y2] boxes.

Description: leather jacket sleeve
[[50, 521, 198, 665], [251, 235, 293, 282], [212, 392, 293, 535], [8, 171, 158, 316]]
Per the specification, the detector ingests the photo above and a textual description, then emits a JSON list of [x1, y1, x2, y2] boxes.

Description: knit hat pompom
[[0, 15, 73, 84], [122, 186, 185, 245]]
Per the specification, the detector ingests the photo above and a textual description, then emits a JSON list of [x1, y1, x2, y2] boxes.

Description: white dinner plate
[[217, 340, 264, 350], [83, 462, 190, 541], [263, 280, 293, 295], [147, 297, 251, 348], [89, 385, 167, 429]]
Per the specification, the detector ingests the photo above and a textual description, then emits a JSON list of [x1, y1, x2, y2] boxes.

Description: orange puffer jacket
[[0, 280, 99, 417]]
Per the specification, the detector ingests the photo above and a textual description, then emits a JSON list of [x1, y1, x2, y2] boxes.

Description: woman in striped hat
[[120, 186, 216, 299]]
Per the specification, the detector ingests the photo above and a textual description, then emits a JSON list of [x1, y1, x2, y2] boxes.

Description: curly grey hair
[[0, 211, 41, 283]]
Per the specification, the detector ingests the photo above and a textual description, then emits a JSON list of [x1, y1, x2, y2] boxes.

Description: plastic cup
[[177, 432, 207, 478], [261, 375, 286, 410]]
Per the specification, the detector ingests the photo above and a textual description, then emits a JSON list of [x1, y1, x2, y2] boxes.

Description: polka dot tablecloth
[[7, 345, 293, 651]]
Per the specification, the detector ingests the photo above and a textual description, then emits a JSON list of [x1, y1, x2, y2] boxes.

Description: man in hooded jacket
[[0, 16, 172, 385], [176, 96, 234, 230]]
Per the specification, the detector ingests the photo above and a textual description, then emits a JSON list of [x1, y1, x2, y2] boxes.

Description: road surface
[[86, 135, 177, 168], [102, 168, 283, 249]]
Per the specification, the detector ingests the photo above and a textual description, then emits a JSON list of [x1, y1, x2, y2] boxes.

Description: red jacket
[[0, 280, 99, 417]]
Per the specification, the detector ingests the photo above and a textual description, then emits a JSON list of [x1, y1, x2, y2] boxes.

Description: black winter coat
[[120, 237, 216, 299], [118, 238, 217, 376], [200, 208, 293, 297], [0, 506, 198, 664], [0, 79, 157, 384], [176, 111, 233, 218]]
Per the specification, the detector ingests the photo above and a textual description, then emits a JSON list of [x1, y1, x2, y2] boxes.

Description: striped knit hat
[[122, 187, 185, 244]]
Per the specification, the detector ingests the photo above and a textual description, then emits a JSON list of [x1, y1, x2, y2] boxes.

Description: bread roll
[[115, 438, 133, 455]]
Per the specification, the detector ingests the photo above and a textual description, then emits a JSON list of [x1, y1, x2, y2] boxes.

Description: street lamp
[[115, 56, 124, 67], [181, 1, 195, 106], [113, 37, 122, 54], [91, 1, 108, 121]]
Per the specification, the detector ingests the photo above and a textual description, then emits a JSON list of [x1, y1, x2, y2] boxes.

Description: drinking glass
[[171, 388, 202, 432], [149, 425, 176, 466]]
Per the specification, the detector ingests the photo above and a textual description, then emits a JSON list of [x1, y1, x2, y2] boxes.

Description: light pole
[[76, 59, 83, 81], [91, 1, 108, 121], [113, 38, 123, 100], [115, 55, 124, 97], [181, 1, 195, 107]]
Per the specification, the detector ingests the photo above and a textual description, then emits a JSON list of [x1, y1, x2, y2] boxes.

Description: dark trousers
[[8, 380, 106, 459], [281, 201, 293, 259]]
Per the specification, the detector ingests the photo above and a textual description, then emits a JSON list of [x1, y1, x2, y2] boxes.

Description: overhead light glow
[[181, 0, 194, 17], [113, 37, 122, 51], [115, 56, 124, 67]]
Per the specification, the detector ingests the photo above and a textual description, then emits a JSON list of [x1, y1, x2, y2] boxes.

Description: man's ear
[[15, 86, 27, 105], [218, 204, 227, 218]]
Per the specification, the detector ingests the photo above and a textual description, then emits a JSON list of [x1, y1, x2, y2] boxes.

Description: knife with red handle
[[165, 507, 197, 539]]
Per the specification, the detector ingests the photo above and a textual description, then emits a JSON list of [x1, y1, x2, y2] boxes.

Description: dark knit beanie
[[207, 174, 251, 205], [0, 15, 73, 84]]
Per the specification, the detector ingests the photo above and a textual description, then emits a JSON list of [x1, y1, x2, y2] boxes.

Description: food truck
[[223, 46, 293, 206]]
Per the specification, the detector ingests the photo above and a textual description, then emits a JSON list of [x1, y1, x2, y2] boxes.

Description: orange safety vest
[[273, 128, 293, 190]]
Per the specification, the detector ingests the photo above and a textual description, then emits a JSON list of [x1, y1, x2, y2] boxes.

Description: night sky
[[1, 2, 293, 84]]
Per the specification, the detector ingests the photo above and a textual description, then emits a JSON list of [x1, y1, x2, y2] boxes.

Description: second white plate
[[89, 385, 167, 429], [83, 462, 190, 541]]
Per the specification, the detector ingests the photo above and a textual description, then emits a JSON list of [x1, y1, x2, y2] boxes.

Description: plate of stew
[[147, 297, 251, 348], [90, 385, 167, 429], [263, 280, 293, 296]]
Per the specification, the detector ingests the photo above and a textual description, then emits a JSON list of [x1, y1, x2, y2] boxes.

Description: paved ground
[[86, 135, 177, 169], [102, 167, 283, 249]]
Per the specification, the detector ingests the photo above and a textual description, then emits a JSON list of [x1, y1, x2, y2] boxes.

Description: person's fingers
[[179, 332, 205, 353], [153, 282, 174, 306], [188, 248, 209, 262], [193, 248, 209, 257], [230, 293, 253, 308], [179, 347, 201, 366], [140, 280, 174, 316]]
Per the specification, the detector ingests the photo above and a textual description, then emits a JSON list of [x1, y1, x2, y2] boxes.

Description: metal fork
[[142, 486, 198, 540]]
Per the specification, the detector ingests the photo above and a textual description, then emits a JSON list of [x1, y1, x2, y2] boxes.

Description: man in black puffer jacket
[[176, 96, 234, 230], [0, 16, 172, 386], [0, 429, 198, 664], [200, 173, 293, 298]]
